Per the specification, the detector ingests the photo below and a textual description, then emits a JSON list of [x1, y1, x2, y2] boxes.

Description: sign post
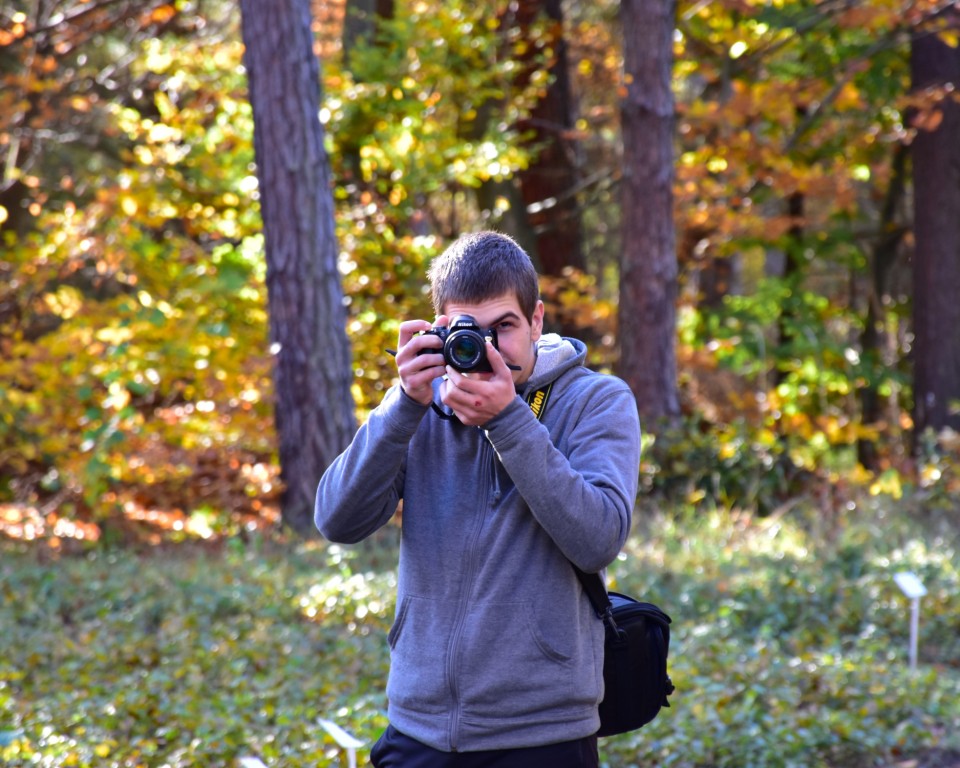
[[893, 571, 927, 672]]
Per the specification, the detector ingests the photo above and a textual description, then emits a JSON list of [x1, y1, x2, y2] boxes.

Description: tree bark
[[510, 0, 586, 278], [775, 190, 805, 389], [857, 143, 907, 469], [910, 29, 960, 437], [240, 0, 356, 536], [342, 0, 394, 70], [617, 0, 680, 423]]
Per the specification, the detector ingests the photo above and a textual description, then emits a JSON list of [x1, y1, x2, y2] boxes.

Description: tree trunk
[[509, 0, 586, 278], [775, 190, 805, 389], [240, 0, 356, 536], [617, 0, 680, 423], [910, 30, 960, 438], [857, 143, 907, 469], [342, 0, 394, 69]]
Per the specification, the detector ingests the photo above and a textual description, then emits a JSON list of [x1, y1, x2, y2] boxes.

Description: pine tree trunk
[[240, 0, 356, 536], [617, 0, 680, 423], [911, 31, 960, 437]]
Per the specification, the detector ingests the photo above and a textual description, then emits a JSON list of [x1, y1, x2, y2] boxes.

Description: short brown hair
[[427, 231, 540, 321]]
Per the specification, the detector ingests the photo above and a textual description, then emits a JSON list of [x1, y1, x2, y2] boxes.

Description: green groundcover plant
[[1, 502, 958, 767]]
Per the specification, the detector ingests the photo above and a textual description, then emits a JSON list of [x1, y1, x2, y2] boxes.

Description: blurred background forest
[[2, 2, 960, 767], [2, 0, 960, 543], [2, 0, 959, 545]]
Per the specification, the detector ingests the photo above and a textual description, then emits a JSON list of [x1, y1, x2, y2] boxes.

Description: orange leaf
[[150, 4, 177, 23], [913, 108, 944, 133]]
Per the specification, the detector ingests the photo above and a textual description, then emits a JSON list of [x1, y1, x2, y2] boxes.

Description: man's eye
[[498, 322, 514, 330]]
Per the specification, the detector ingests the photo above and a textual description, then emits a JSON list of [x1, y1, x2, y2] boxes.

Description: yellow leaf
[[919, 464, 942, 487], [43, 286, 84, 319], [869, 469, 903, 499], [835, 82, 863, 111], [95, 326, 134, 345]]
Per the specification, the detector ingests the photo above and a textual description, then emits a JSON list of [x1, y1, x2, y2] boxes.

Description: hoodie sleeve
[[483, 378, 641, 573], [315, 384, 429, 543]]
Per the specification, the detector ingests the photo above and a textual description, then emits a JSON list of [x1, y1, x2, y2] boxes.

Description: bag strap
[[574, 566, 620, 634], [524, 378, 675, 705], [524, 383, 618, 632], [572, 565, 611, 613]]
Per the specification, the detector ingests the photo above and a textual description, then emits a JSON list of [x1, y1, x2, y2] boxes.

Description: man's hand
[[441, 341, 516, 426], [396, 317, 447, 406]]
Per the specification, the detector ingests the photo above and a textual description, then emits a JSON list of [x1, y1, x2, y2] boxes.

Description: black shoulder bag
[[575, 567, 674, 736], [525, 384, 675, 737]]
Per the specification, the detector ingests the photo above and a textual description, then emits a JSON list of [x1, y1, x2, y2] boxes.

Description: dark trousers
[[370, 725, 599, 768]]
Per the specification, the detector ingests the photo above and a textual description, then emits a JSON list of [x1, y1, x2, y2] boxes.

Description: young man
[[315, 231, 641, 767]]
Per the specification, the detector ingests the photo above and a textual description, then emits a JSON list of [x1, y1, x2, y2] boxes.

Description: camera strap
[[524, 381, 554, 422]]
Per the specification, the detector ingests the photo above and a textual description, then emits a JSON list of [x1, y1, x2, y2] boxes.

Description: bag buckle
[[601, 606, 619, 635]]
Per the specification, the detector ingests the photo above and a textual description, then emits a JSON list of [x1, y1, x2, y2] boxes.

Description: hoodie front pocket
[[457, 600, 587, 720], [386, 595, 456, 715]]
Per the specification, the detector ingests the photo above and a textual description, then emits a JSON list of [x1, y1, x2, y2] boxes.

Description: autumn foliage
[[2, 4, 960, 766], [1, 0, 959, 547]]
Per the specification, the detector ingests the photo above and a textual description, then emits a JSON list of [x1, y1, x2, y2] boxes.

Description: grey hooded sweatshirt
[[315, 334, 641, 752]]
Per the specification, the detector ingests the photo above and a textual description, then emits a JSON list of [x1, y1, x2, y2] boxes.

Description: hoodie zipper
[[445, 433, 495, 751]]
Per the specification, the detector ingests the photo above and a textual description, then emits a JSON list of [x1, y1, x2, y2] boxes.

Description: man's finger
[[445, 367, 473, 393], [398, 319, 434, 347], [486, 341, 512, 377]]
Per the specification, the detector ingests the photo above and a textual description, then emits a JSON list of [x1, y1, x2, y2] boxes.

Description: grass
[[1, 500, 958, 767]]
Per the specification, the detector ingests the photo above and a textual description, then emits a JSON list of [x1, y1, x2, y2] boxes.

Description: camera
[[418, 314, 499, 373]]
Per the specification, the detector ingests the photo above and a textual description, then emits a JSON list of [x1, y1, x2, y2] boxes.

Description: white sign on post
[[894, 571, 927, 672], [894, 571, 927, 600], [318, 717, 365, 768]]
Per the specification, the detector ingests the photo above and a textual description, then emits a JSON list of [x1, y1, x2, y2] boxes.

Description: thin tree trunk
[[240, 0, 356, 536], [617, 0, 680, 423], [775, 190, 805, 389], [342, 0, 394, 69], [910, 29, 960, 438], [510, 0, 586, 278], [857, 143, 907, 469], [339, 0, 395, 187]]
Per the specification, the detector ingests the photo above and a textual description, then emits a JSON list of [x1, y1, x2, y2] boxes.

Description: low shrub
[[1, 504, 958, 767]]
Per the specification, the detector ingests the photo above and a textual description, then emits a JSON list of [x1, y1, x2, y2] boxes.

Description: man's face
[[443, 292, 544, 386]]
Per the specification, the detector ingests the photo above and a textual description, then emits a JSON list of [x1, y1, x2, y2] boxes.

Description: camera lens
[[447, 331, 483, 369]]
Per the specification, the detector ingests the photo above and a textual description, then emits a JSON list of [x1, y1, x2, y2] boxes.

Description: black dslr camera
[[418, 314, 499, 373]]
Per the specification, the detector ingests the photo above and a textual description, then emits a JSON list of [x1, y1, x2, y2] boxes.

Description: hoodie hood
[[523, 333, 586, 394]]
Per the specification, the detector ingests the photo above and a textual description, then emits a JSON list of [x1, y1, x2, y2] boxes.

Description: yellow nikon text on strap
[[525, 382, 554, 421]]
